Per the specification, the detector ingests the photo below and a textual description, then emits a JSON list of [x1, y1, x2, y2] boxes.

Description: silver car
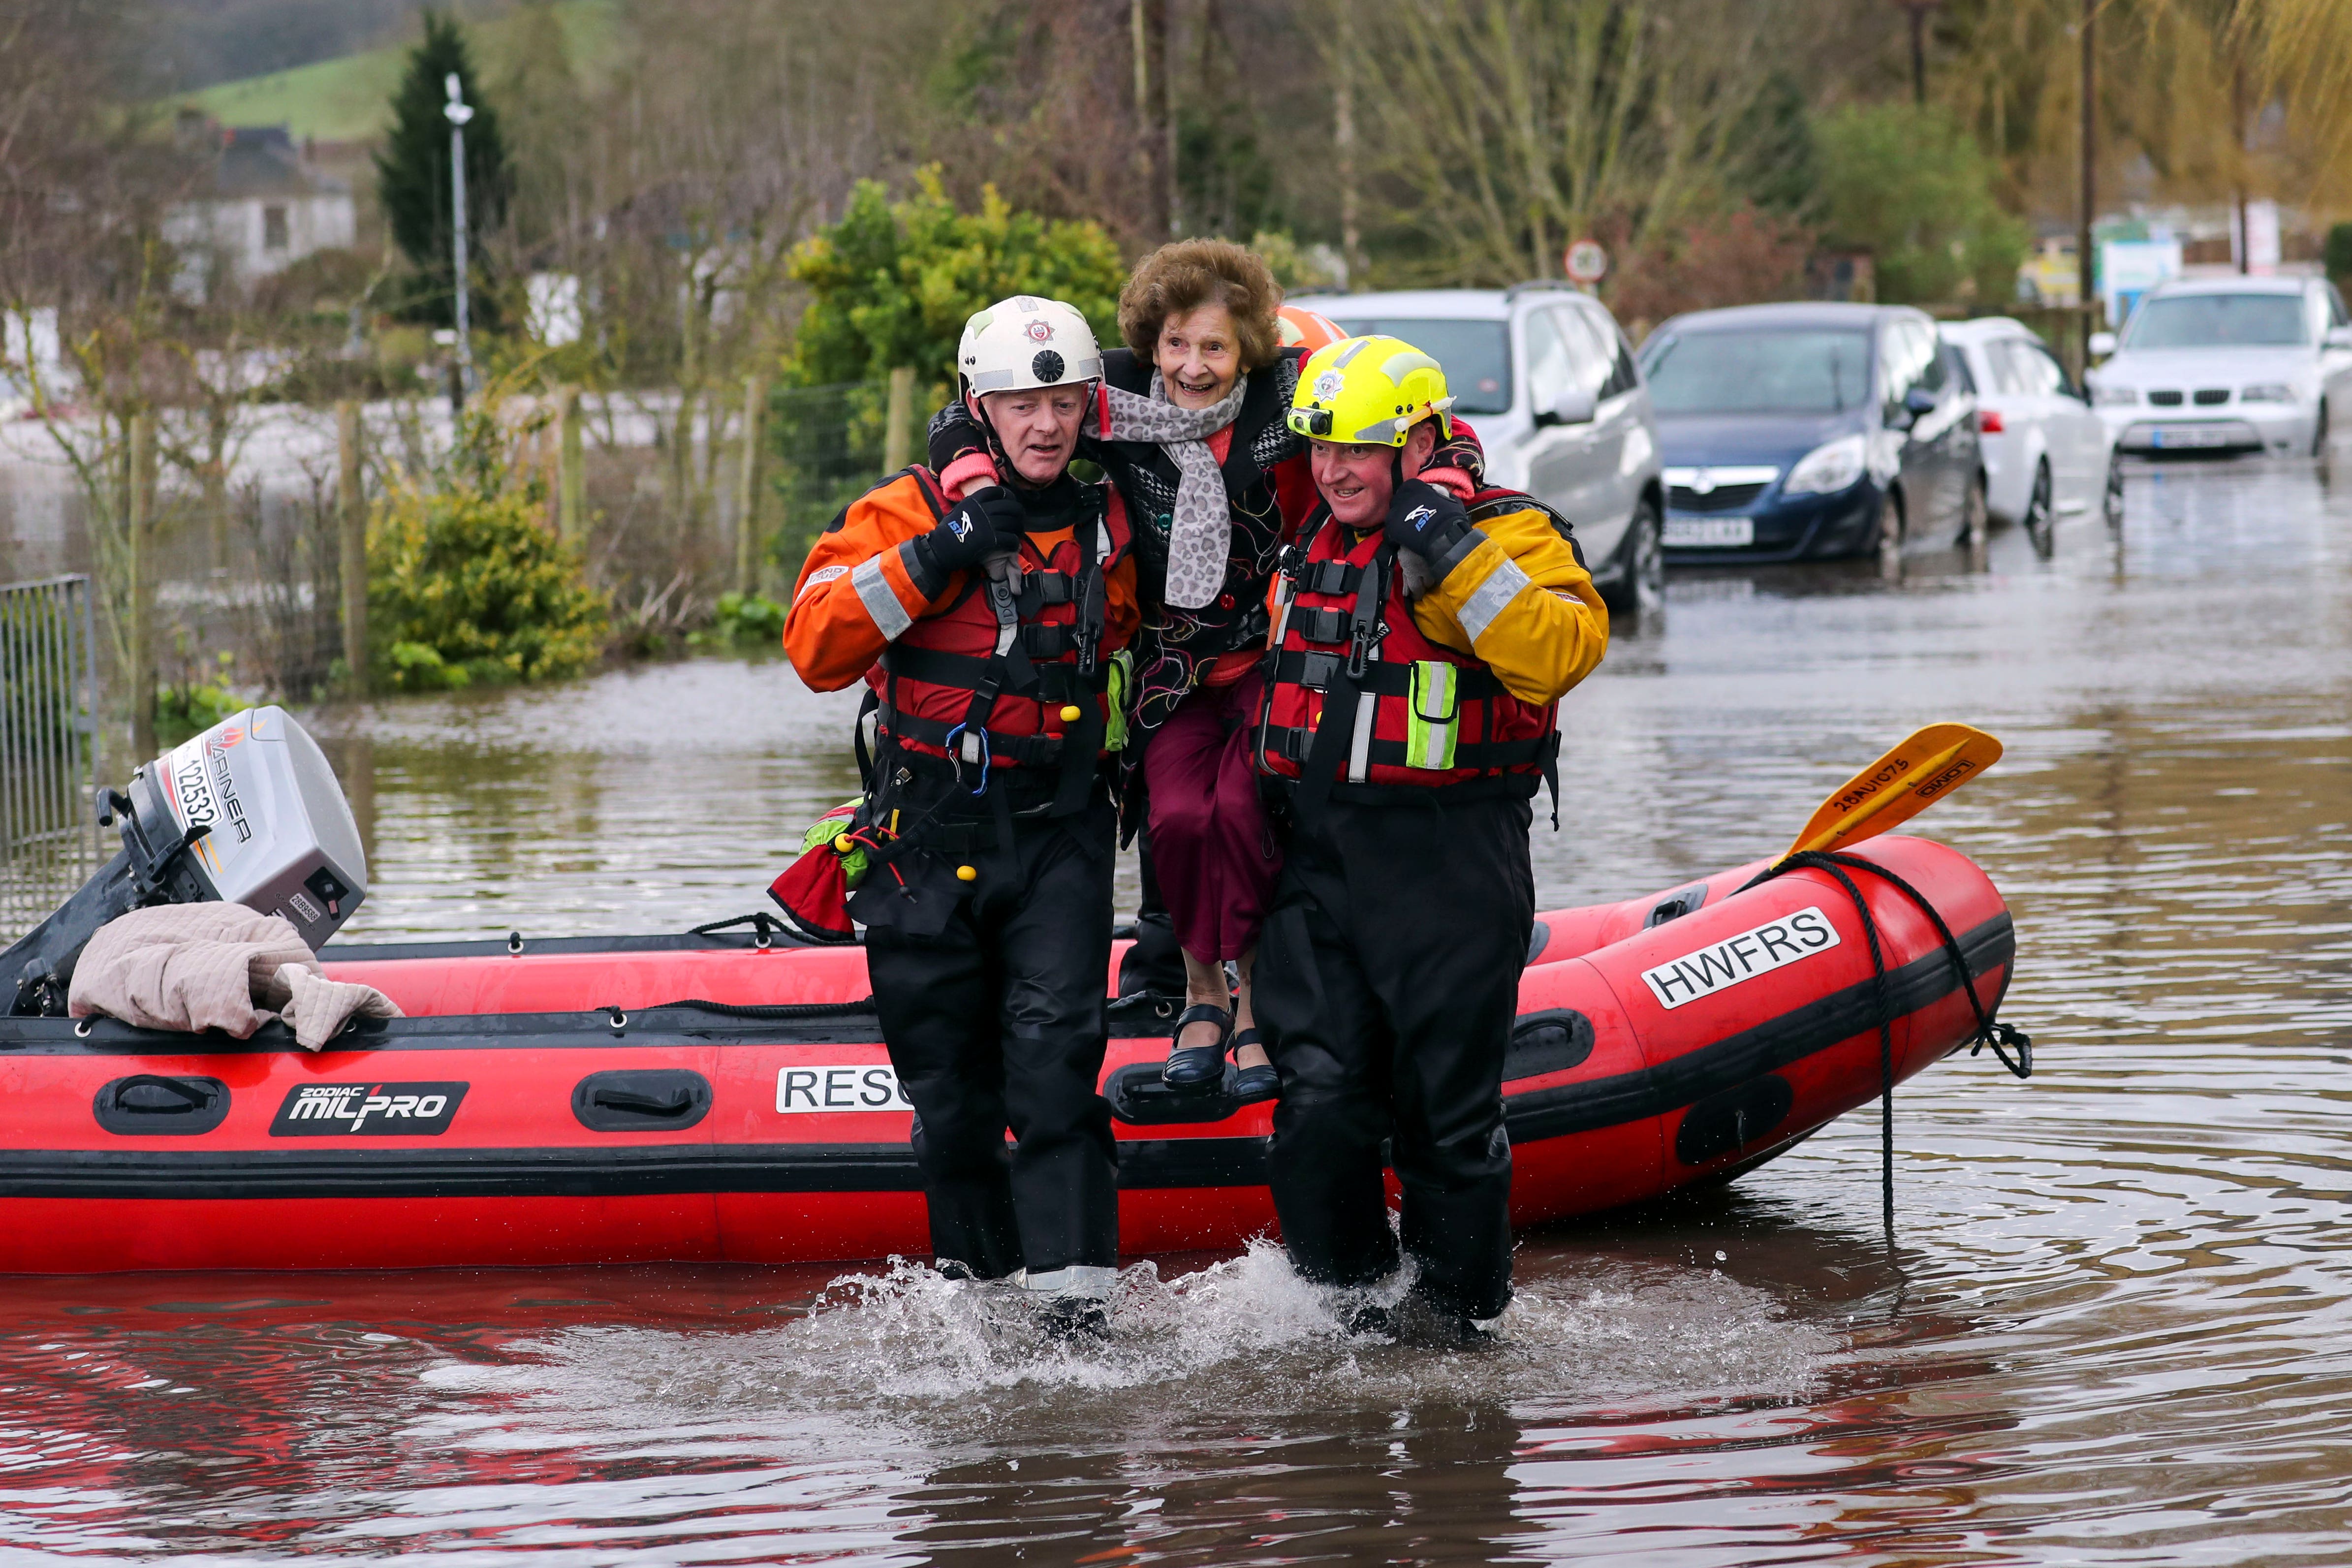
[[2086, 275, 2352, 456], [1290, 285, 1667, 613], [1941, 317, 2120, 554]]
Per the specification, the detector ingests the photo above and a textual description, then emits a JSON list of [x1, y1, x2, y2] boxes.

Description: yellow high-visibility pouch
[[1405, 661, 1459, 770], [1104, 648, 1133, 753]]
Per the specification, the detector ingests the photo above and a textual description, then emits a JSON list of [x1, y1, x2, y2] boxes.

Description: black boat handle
[[109, 1074, 213, 1113], [590, 1086, 692, 1116]]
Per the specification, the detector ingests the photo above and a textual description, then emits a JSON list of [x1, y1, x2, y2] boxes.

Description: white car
[[1940, 318, 2120, 554], [2085, 275, 2352, 456], [1289, 285, 1667, 614]]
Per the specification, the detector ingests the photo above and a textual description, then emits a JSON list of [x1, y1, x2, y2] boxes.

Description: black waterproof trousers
[[1256, 789, 1537, 1322], [865, 794, 1122, 1286]]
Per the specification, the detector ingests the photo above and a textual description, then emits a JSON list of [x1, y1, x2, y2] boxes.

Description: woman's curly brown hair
[[1118, 239, 1283, 373]]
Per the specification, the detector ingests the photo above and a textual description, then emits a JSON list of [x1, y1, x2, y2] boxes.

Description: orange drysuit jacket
[[784, 468, 1142, 699]]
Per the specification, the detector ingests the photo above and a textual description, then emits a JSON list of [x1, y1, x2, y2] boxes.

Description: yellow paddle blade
[[1784, 722, 2003, 861]]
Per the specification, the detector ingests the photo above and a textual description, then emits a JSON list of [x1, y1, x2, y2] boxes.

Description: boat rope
[[1739, 848, 2034, 1245], [689, 913, 787, 949], [597, 997, 879, 1026]]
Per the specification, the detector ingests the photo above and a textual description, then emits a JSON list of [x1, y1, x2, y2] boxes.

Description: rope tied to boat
[[1738, 848, 2034, 1244], [596, 997, 881, 1027]]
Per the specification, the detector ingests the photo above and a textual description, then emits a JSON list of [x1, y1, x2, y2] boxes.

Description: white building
[[163, 120, 356, 300]]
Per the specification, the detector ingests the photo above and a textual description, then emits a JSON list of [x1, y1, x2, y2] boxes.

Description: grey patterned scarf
[[1098, 371, 1249, 609]]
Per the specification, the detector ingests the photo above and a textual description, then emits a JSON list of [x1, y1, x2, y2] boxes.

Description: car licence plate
[[1662, 517, 1754, 548]]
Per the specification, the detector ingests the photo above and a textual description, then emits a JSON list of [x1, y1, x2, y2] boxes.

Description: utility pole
[[443, 71, 474, 412], [1163, 1, 1181, 240], [1896, 1, 1938, 106], [2232, 63, 2251, 276], [1336, 0, 1362, 289], [2079, 0, 2097, 348], [1131, 0, 1157, 240]]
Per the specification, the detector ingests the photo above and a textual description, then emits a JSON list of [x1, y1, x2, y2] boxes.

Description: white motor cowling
[[2, 706, 367, 1014], [130, 706, 368, 949]]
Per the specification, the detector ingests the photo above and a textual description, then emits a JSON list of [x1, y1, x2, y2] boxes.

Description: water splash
[[414, 1244, 1833, 1449]]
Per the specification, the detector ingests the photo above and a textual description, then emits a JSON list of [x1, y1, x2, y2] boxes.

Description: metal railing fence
[[1, 575, 98, 943]]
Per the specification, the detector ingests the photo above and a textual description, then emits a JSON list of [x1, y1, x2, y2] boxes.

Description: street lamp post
[[1893, 0, 1940, 107], [442, 71, 474, 412]]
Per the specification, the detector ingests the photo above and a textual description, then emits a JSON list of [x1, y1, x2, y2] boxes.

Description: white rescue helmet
[[957, 295, 1104, 398]]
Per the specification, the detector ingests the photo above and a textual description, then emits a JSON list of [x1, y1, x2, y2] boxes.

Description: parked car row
[[1290, 274, 2341, 589], [1295, 283, 1665, 612]]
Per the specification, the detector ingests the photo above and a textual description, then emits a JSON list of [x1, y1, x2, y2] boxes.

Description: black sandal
[[1230, 1028, 1279, 1103], [1161, 1003, 1233, 1094]]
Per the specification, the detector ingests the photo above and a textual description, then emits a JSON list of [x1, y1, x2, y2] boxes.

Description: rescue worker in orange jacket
[[1254, 335, 1608, 1344], [784, 296, 1140, 1333]]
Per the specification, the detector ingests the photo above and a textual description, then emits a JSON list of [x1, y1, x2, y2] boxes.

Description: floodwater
[[7, 454, 2352, 1563]]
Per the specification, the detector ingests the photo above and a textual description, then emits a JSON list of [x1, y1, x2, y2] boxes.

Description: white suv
[[1289, 285, 1667, 613], [2086, 275, 2352, 456]]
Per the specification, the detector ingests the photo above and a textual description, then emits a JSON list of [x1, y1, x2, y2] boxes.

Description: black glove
[[1382, 478, 1474, 564], [912, 486, 1026, 580], [926, 399, 991, 475]]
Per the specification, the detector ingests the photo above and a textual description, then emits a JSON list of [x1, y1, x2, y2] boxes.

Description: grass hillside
[[179, 0, 618, 142]]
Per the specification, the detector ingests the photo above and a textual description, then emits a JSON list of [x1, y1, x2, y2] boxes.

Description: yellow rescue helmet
[[1286, 335, 1455, 448]]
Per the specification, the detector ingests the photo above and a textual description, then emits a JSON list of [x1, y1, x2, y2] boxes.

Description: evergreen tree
[[375, 11, 510, 325]]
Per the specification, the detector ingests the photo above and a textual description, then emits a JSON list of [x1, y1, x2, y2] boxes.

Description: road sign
[[1564, 239, 1608, 284]]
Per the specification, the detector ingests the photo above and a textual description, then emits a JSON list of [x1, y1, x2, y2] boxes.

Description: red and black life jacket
[[1254, 492, 1560, 812], [865, 468, 1131, 813]]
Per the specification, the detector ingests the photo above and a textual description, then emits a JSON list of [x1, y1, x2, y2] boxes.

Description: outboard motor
[[2, 706, 367, 1016]]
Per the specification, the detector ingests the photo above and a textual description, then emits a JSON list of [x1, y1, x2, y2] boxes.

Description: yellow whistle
[[1059, 704, 1083, 723], [956, 864, 979, 882], [833, 834, 855, 853]]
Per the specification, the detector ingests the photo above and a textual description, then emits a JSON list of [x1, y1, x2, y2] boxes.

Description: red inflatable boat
[[0, 834, 2014, 1273]]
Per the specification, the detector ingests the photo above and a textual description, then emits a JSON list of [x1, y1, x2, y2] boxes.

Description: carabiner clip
[[943, 723, 992, 796]]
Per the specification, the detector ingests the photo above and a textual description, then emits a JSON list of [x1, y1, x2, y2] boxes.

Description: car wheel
[[2101, 454, 2125, 529], [2313, 399, 2330, 457], [1874, 488, 1905, 577], [1601, 497, 1664, 619], [2024, 460, 2055, 558]]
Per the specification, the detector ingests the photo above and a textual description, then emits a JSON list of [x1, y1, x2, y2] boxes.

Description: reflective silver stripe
[[1022, 1264, 1118, 1298], [971, 360, 1102, 393], [1347, 689, 1377, 782], [1333, 336, 1376, 367], [851, 555, 912, 641], [1456, 558, 1532, 646]]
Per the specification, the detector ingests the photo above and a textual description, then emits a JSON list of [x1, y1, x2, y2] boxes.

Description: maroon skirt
[[1140, 669, 1281, 962]]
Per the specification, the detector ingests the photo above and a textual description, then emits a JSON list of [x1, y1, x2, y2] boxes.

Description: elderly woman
[[928, 241, 1482, 1100]]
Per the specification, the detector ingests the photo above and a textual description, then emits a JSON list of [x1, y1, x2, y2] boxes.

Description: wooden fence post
[[557, 384, 586, 546], [337, 400, 367, 693], [736, 375, 767, 595], [125, 411, 157, 760], [883, 366, 915, 475]]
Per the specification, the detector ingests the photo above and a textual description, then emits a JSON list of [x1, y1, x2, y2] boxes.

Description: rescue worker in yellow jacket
[[784, 296, 1139, 1335], [1254, 334, 1608, 1344]]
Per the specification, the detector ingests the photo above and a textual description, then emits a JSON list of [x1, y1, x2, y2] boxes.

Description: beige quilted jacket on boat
[[67, 903, 401, 1051]]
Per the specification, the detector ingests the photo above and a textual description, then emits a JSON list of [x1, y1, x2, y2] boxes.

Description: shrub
[[688, 590, 789, 652], [1812, 104, 2027, 307], [157, 674, 245, 747], [367, 406, 607, 691]]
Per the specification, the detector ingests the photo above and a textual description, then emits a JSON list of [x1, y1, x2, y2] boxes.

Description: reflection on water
[[8, 455, 2352, 1561]]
